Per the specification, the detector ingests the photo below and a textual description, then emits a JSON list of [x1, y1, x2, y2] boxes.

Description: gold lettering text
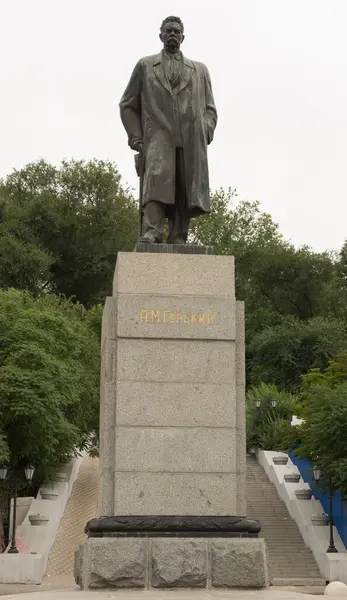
[[139, 309, 149, 323], [139, 309, 216, 324], [151, 310, 161, 323]]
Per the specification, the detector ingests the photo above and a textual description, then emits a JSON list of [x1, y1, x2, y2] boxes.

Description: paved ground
[[0, 589, 327, 600], [0, 585, 325, 597]]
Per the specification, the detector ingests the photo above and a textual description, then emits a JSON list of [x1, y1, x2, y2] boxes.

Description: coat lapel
[[153, 53, 195, 95], [176, 56, 195, 94], [153, 54, 172, 95]]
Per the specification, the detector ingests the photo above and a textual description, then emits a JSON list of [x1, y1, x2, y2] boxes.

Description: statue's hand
[[131, 139, 144, 153]]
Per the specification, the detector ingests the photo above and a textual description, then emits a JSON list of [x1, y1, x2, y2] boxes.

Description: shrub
[[246, 383, 298, 451]]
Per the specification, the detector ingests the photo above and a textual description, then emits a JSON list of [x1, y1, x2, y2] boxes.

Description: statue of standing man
[[119, 16, 217, 245]]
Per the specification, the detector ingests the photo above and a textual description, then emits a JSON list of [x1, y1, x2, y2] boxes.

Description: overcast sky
[[0, 0, 346, 252]]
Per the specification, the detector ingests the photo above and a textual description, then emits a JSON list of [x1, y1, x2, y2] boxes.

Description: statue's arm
[[119, 61, 143, 151], [204, 66, 217, 145]]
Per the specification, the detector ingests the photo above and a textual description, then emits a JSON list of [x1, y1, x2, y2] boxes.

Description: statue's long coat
[[119, 51, 217, 216]]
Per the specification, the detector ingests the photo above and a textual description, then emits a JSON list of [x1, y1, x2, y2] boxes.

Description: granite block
[[116, 294, 236, 340], [99, 381, 116, 472], [235, 301, 245, 388], [74, 543, 85, 588], [115, 426, 236, 473], [211, 538, 269, 588], [116, 338, 236, 383], [116, 381, 236, 428], [98, 468, 114, 517], [236, 474, 247, 517], [74, 537, 268, 590], [99, 427, 114, 471], [101, 297, 117, 347], [86, 538, 146, 588], [151, 539, 207, 588], [114, 253, 235, 297], [236, 427, 246, 476], [100, 338, 116, 383], [235, 388, 247, 517], [100, 383, 116, 432], [113, 472, 238, 516], [236, 384, 246, 432], [99, 363, 116, 473]]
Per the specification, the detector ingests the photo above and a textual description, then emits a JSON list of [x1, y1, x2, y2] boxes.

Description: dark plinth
[[135, 243, 213, 255], [85, 516, 261, 538]]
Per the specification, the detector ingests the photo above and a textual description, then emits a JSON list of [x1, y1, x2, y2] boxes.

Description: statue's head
[[160, 16, 184, 53]]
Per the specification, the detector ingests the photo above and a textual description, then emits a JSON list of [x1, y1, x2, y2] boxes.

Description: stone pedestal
[[75, 251, 268, 589], [75, 538, 269, 590]]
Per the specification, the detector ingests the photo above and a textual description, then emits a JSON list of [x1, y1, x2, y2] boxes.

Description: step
[[245, 455, 323, 584], [272, 578, 326, 586]]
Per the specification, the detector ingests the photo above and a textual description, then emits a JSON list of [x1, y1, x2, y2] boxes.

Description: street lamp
[[0, 465, 8, 480], [255, 399, 261, 422], [271, 399, 277, 408], [0, 464, 35, 553], [312, 467, 321, 484], [312, 468, 338, 554]]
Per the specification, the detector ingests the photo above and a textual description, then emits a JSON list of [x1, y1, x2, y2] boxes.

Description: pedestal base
[[85, 515, 261, 537], [135, 242, 213, 254], [74, 537, 269, 590]]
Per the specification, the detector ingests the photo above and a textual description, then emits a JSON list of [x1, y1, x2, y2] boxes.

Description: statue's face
[[160, 21, 184, 53]]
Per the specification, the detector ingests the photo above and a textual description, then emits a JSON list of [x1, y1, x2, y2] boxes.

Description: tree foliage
[[0, 289, 100, 477], [292, 382, 347, 497], [191, 189, 342, 344], [248, 316, 347, 391], [0, 159, 138, 306], [246, 383, 297, 451]]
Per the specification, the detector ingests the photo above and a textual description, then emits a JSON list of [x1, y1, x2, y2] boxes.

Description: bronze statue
[[119, 16, 217, 245]]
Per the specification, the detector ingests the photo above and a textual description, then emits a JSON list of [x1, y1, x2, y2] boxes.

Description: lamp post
[[255, 399, 261, 422], [312, 467, 338, 554], [271, 399, 277, 408], [0, 464, 35, 553]]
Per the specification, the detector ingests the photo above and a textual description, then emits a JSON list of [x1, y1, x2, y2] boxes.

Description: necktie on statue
[[168, 56, 181, 88]]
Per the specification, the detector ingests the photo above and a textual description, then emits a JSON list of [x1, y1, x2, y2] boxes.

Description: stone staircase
[[44, 453, 325, 587], [43, 455, 99, 586], [246, 454, 325, 586]]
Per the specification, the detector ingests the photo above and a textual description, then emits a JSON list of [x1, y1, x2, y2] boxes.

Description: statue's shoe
[[139, 234, 160, 243]]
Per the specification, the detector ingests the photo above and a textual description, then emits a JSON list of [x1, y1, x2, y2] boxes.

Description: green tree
[[0, 159, 138, 306], [244, 245, 335, 321], [0, 288, 100, 475], [292, 382, 347, 497], [248, 316, 347, 391], [337, 239, 347, 289], [190, 189, 337, 342], [293, 354, 347, 496], [300, 352, 347, 392], [190, 188, 284, 257]]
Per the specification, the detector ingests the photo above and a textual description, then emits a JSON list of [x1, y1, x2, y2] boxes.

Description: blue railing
[[289, 450, 347, 549]]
